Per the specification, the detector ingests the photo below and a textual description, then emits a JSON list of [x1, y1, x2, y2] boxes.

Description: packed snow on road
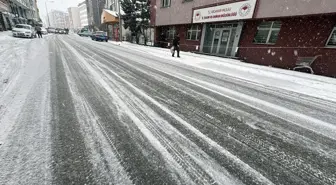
[[0, 32, 336, 185]]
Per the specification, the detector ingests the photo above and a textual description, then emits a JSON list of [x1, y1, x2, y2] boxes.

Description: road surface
[[0, 34, 335, 185]]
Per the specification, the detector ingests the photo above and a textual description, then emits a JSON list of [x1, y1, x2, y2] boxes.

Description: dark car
[[59, 29, 66, 34], [91, 31, 108, 42]]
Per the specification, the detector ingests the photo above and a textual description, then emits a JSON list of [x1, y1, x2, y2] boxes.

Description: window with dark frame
[[167, 26, 176, 39], [186, 25, 201, 40], [253, 21, 282, 44], [161, 0, 171, 7], [326, 27, 336, 46]]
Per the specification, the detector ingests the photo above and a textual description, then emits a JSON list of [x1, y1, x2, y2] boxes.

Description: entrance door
[[211, 29, 222, 54], [210, 28, 232, 56]]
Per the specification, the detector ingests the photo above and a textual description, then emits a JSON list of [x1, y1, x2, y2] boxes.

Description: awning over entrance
[[101, 9, 119, 24]]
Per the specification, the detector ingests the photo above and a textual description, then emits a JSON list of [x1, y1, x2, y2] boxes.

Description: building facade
[[152, 0, 336, 77], [0, 0, 10, 31], [68, 7, 81, 30], [86, 0, 105, 28], [78, 1, 88, 27], [105, 0, 119, 12], [49, 10, 69, 28], [0, 0, 40, 30]]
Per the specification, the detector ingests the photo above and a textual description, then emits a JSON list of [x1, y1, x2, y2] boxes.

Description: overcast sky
[[37, 0, 84, 19]]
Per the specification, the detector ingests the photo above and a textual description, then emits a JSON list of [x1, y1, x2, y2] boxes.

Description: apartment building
[[49, 10, 69, 28], [0, 0, 40, 30], [68, 7, 81, 30], [152, 0, 336, 77], [78, 1, 88, 27], [0, 0, 10, 30]]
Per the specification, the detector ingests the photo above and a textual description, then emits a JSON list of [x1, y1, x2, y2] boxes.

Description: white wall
[[79, 3, 88, 27], [49, 10, 69, 28], [68, 7, 81, 29]]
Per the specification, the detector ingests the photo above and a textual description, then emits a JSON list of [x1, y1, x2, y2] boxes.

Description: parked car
[[91, 31, 108, 42], [41, 27, 48, 35], [47, 27, 56, 33], [12, 24, 36, 38], [78, 30, 92, 37]]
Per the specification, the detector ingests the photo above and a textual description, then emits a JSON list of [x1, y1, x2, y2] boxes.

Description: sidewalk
[[110, 41, 336, 103], [0, 31, 13, 42]]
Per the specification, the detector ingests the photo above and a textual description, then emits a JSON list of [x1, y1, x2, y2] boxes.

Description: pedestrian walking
[[172, 34, 180, 58], [35, 26, 42, 38]]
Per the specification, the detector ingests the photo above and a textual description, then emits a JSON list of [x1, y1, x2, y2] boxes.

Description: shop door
[[210, 29, 232, 56]]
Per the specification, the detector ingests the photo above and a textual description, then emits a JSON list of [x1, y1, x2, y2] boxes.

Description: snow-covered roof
[[103, 9, 125, 17], [104, 9, 118, 17]]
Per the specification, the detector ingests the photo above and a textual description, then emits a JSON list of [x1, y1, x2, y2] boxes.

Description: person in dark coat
[[35, 26, 42, 38], [159, 32, 166, 48], [172, 34, 180, 58]]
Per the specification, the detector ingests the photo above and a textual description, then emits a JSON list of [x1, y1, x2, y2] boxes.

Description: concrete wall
[[256, 0, 336, 18], [238, 15, 336, 77]]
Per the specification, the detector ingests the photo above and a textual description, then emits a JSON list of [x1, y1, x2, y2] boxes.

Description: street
[[0, 33, 336, 185]]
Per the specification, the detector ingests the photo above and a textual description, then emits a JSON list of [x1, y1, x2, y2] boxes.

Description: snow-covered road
[[0, 33, 335, 185]]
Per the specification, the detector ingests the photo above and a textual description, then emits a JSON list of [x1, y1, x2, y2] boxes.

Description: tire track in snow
[[49, 38, 95, 184], [72, 36, 336, 185], [61, 38, 274, 185], [60, 38, 246, 185], [81, 37, 336, 124], [58, 40, 133, 184], [60, 35, 336, 184], [85, 55, 243, 185], [57, 37, 181, 184]]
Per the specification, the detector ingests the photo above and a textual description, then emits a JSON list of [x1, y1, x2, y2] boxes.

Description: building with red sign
[[151, 0, 336, 77]]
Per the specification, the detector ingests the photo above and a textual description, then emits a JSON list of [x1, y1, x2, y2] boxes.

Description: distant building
[[78, 1, 88, 27], [49, 10, 69, 28], [68, 7, 81, 30]]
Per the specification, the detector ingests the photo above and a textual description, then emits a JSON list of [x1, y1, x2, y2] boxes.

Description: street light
[[45, 0, 54, 27]]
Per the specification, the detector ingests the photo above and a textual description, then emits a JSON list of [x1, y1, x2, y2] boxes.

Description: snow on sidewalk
[[109, 41, 336, 103]]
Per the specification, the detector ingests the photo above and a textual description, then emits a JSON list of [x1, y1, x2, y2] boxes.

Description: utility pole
[[118, 0, 122, 41], [45, 1, 50, 27], [96, 0, 100, 27], [45, 1, 54, 27]]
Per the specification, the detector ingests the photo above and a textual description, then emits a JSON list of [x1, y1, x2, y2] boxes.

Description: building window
[[253, 21, 281, 44], [326, 27, 336, 46], [161, 0, 171, 7], [167, 26, 175, 39], [187, 25, 201, 40]]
